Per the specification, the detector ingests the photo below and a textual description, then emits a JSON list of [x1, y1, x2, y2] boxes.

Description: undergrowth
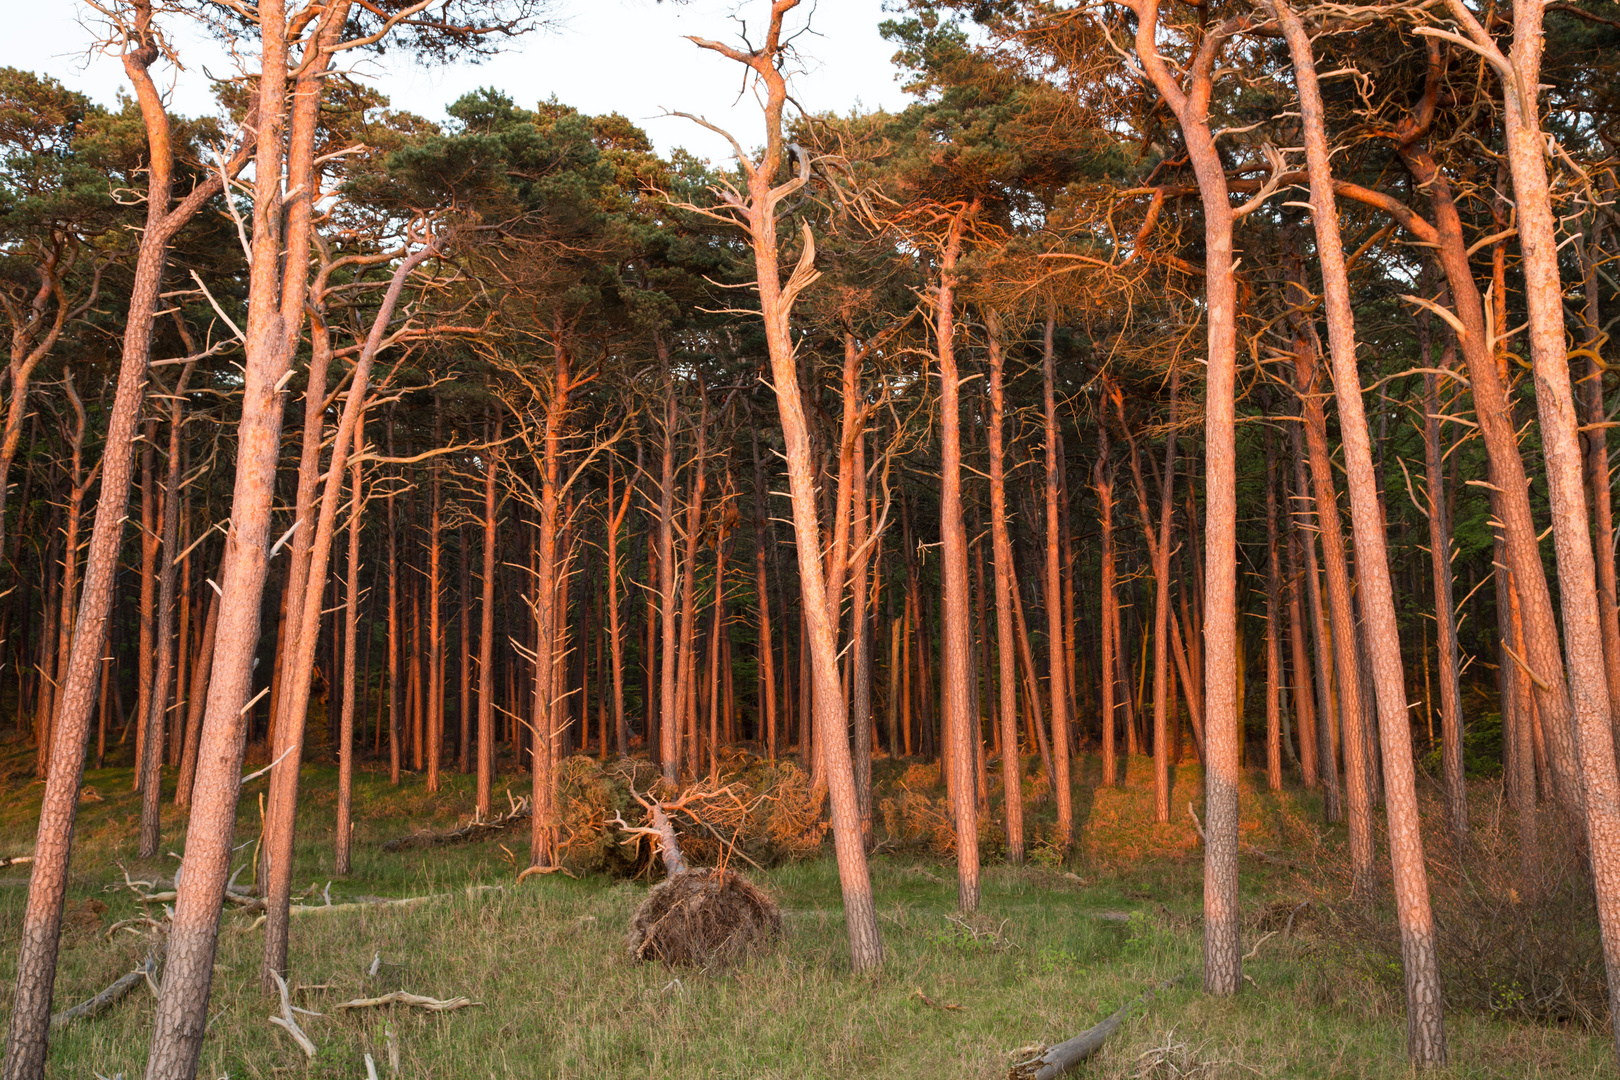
[[0, 733, 1607, 1078]]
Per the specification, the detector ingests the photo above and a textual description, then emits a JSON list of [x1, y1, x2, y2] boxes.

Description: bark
[[691, 3, 883, 969], [656, 335, 679, 780], [3, 0, 260, 1058], [988, 312, 1026, 862], [1263, 423, 1283, 793], [1451, 1, 1620, 1057], [336, 415, 363, 876], [387, 415, 402, 786], [1290, 287, 1374, 889], [1277, 4, 1446, 1056], [1578, 216, 1620, 740], [1332, 47, 1583, 816], [1125, 0, 1243, 995], [138, 360, 198, 856], [1290, 418, 1341, 818], [606, 443, 634, 758], [1153, 371, 1181, 818], [1096, 426, 1118, 790], [260, 235, 444, 990], [134, 417, 158, 792], [174, 578, 218, 809], [939, 270, 980, 913], [750, 425, 778, 760], [143, 2, 335, 1071], [1039, 315, 1072, 840], [1418, 304, 1468, 847]]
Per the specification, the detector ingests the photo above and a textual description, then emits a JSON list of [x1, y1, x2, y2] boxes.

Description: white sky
[[0, 1, 910, 164]]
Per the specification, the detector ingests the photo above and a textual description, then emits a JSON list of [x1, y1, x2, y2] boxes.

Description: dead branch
[[333, 991, 482, 1012], [49, 944, 164, 1031], [267, 970, 317, 1059], [1010, 977, 1183, 1080]]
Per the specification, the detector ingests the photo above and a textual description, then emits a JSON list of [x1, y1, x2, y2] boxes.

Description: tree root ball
[[627, 868, 783, 968]]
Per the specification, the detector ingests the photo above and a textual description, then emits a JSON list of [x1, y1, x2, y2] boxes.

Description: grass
[[0, 732, 1611, 1079]]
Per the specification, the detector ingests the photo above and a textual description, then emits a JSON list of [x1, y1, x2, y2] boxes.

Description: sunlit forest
[[2, 0, 1620, 1076]]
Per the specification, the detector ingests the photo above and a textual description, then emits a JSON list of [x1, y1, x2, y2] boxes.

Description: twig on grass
[[911, 988, 964, 1011]]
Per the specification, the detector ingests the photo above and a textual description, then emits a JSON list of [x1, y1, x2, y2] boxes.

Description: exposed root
[[627, 869, 782, 969]]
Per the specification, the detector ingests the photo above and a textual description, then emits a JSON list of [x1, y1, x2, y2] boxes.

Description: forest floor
[[0, 732, 1609, 1079]]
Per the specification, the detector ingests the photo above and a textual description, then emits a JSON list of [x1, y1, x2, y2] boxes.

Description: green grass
[[0, 735, 1610, 1078]]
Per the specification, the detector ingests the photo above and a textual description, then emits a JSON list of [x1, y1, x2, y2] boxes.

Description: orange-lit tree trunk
[[1037, 316, 1072, 841], [937, 244, 980, 913], [1277, 3, 1446, 1056], [477, 405, 502, 815], [335, 414, 364, 875], [986, 311, 1025, 862], [1124, 0, 1246, 994], [138, 358, 198, 856], [1095, 424, 1118, 789], [688, 0, 883, 970], [2, 0, 258, 1064], [1441, 4, 1620, 1057]]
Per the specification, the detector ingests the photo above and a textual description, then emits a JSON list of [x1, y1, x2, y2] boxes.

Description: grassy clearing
[[0, 734, 1609, 1079]]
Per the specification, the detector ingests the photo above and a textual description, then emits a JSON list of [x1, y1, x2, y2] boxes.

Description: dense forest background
[[5, 0, 1620, 1075]]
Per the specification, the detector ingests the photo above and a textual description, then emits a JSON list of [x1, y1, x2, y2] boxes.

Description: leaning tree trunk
[[259, 236, 442, 992], [336, 415, 365, 876], [1290, 298, 1375, 891], [690, 1, 883, 970], [1454, 0, 1620, 1058], [2, 5, 257, 1070], [1278, 3, 1446, 1057]]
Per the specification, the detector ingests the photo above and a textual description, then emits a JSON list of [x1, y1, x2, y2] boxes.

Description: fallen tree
[[616, 786, 782, 969]]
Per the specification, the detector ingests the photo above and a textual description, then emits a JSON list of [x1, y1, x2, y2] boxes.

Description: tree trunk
[[1277, 4, 1447, 1055], [477, 405, 502, 817], [987, 311, 1025, 862], [139, 360, 197, 855], [1125, 0, 1242, 995], [336, 415, 363, 875], [1039, 315, 1072, 840], [939, 276, 980, 912], [1096, 426, 1118, 790]]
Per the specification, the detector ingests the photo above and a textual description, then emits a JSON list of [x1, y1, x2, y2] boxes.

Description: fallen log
[[381, 799, 531, 852], [50, 945, 163, 1031], [334, 991, 481, 1012], [1009, 978, 1180, 1080], [244, 885, 504, 930]]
